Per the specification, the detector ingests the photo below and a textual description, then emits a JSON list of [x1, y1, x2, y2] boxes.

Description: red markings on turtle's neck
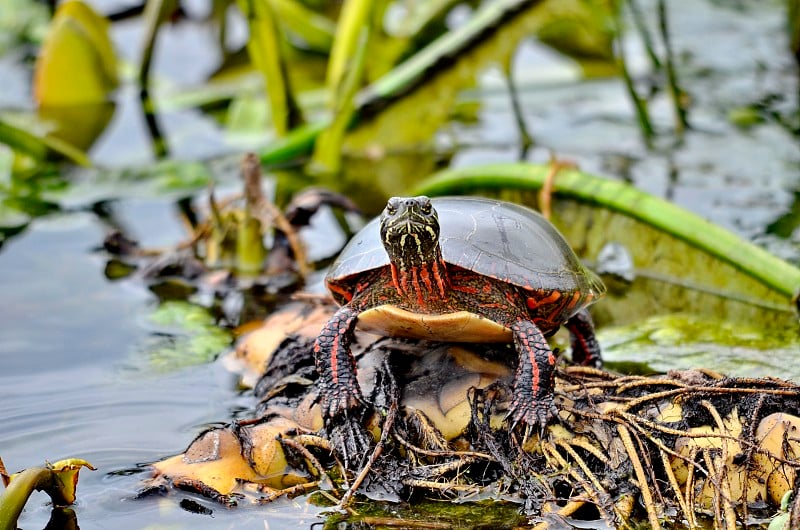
[[390, 257, 450, 310]]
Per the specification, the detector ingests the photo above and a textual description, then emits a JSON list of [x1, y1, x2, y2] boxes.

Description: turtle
[[313, 196, 605, 463]]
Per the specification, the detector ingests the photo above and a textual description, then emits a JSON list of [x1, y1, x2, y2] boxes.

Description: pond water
[[1, 0, 799, 529]]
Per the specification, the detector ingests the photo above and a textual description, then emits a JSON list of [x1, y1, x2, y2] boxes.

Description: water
[[0, 204, 305, 527], [1, 0, 799, 528]]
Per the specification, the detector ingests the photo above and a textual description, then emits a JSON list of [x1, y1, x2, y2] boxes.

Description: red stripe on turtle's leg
[[508, 319, 558, 432], [565, 308, 602, 368], [313, 305, 363, 420]]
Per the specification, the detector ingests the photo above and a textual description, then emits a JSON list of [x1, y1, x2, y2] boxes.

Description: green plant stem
[[503, 53, 533, 158], [137, 0, 177, 88], [0, 467, 75, 530], [657, 0, 688, 139], [0, 118, 90, 166], [271, 0, 335, 53], [259, 121, 327, 167], [357, 0, 534, 107], [257, 0, 536, 168], [626, 0, 661, 70], [326, 0, 373, 92], [613, 14, 655, 147], [413, 163, 800, 301], [238, 0, 303, 136], [310, 27, 369, 176]]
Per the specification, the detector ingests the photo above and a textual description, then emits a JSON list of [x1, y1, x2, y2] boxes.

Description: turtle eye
[[420, 200, 432, 214], [385, 202, 397, 215]]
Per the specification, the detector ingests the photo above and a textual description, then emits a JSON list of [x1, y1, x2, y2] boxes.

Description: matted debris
[[144, 301, 800, 529]]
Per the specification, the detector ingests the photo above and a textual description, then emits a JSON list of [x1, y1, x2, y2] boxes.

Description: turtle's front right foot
[[326, 408, 373, 471], [314, 305, 374, 470], [319, 386, 374, 471], [317, 374, 375, 471]]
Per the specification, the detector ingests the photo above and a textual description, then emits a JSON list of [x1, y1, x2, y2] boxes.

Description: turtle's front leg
[[507, 319, 558, 433], [313, 304, 372, 468]]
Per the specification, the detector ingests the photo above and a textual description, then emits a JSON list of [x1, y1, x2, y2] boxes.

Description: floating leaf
[[136, 301, 232, 372]]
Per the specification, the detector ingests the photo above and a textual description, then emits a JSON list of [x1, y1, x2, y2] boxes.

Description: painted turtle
[[314, 196, 605, 462]]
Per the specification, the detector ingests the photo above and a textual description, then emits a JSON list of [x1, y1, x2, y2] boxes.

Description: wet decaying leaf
[[144, 301, 800, 528]]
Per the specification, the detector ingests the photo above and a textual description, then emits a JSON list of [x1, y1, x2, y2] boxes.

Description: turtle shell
[[328, 197, 604, 304]]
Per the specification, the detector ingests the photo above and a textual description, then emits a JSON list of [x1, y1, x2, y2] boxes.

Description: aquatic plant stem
[[0, 118, 90, 166], [657, 0, 688, 139], [257, 0, 537, 168], [503, 53, 534, 159], [626, 0, 661, 70], [0, 460, 95, 530], [612, 14, 655, 147], [238, 0, 303, 136], [326, 0, 374, 92], [310, 27, 370, 176], [137, 0, 176, 89], [414, 163, 800, 302]]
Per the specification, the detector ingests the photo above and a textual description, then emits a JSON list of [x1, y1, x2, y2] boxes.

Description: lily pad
[[134, 301, 232, 372]]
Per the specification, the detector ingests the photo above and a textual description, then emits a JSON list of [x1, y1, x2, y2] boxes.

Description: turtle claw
[[320, 387, 365, 423], [327, 412, 373, 471], [507, 393, 557, 437], [319, 389, 375, 471]]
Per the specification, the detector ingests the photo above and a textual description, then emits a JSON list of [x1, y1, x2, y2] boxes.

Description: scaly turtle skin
[[314, 196, 605, 464]]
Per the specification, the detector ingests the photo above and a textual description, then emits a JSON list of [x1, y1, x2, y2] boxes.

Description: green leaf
[[138, 301, 232, 372], [0, 458, 95, 530], [0, 116, 91, 166], [33, 0, 118, 106]]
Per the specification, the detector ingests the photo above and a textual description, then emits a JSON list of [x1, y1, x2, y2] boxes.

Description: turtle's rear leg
[[565, 309, 602, 368]]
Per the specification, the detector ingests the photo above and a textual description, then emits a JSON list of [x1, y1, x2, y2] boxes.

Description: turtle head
[[380, 196, 441, 269]]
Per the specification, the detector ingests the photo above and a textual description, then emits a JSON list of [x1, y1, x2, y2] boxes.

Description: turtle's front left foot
[[507, 391, 558, 438], [508, 319, 558, 437]]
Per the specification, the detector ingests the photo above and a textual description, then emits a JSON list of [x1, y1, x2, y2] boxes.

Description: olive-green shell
[[328, 197, 605, 304]]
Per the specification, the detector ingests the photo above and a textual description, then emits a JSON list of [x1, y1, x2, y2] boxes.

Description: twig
[[336, 398, 399, 510], [401, 478, 482, 496], [278, 435, 327, 479], [393, 431, 495, 461], [617, 424, 662, 530], [659, 447, 697, 528], [541, 441, 615, 525], [537, 157, 577, 220], [358, 516, 451, 529], [257, 481, 320, 504]]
